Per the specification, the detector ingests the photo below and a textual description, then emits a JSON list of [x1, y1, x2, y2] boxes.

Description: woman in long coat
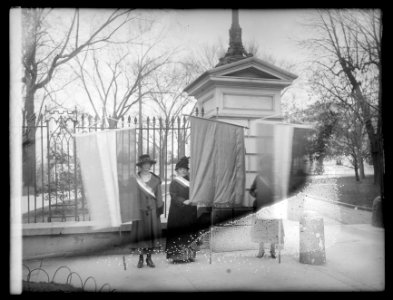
[[130, 154, 164, 268], [165, 156, 199, 262]]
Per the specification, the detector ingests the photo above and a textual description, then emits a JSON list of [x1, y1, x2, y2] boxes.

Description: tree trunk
[[353, 157, 360, 182], [178, 130, 186, 158], [359, 155, 366, 179], [22, 86, 37, 188], [339, 59, 382, 186], [370, 139, 381, 185], [315, 156, 324, 175]]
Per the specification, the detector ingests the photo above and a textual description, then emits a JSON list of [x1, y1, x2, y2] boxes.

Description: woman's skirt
[[166, 204, 199, 261]]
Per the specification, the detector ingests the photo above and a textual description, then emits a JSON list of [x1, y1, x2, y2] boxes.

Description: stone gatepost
[[183, 10, 298, 255], [299, 211, 326, 265], [184, 56, 297, 208]]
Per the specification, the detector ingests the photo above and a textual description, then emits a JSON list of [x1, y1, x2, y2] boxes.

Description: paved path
[[23, 160, 382, 291], [23, 221, 384, 292]]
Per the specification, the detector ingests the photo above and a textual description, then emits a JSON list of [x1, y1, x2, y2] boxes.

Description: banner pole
[[209, 210, 212, 264], [278, 219, 281, 264], [184, 115, 249, 129]]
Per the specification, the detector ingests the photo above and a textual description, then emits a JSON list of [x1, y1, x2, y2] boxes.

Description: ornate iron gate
[[22, 107, 204, 223]]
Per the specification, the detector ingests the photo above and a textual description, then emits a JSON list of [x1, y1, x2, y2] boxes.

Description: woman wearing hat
[[131, 154, 164, 268], [165, 156, 199, 263]]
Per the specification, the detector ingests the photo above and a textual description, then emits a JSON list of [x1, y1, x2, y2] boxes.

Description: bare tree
[[301, 9, 382, 186], [147, 64, 196, 177], [180, 40, 226, 82], [73, 41, 173, 129], [244, 39, 260, 56], [332, 103, 369, 181], [181, 39, 282, 81], [22, 8, 135, 186]]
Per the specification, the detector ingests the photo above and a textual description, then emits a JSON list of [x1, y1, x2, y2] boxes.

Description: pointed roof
[[184, 56, 298, 96]]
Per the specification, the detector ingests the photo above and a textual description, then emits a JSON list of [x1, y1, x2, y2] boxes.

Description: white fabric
[[75, 132, 121, 229], [173, 176, 190, 188], [271, 124, 293, 220], [253, 122, 294, 220], [256, 199, 289, 220], [96, 131, 121, 227]]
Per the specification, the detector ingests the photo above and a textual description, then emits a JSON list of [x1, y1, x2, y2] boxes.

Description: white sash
[[173, 176, 190, 188], [136, 175, 156, 199]]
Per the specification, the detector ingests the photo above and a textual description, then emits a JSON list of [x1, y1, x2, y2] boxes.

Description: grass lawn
[[303, 158, 381, 208], [335, 175, 380, 208], [307, 175, 380, 209]]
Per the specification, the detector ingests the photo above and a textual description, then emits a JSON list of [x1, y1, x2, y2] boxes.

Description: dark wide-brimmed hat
[[175, 156, 189, 170], [136, 154, 156, 167]]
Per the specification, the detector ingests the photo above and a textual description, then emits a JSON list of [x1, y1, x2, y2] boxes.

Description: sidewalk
[[23, 220, 384, 292]]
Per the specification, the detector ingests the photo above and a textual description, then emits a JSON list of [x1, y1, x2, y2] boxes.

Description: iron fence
[[22, 107, 204, 223]]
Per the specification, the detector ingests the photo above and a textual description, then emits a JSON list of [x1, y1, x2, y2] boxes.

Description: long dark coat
[[249, 174, 274, 211], [249, 174, 284, 245], [130, 172, 164, 251], [165, 175, 198, 259]]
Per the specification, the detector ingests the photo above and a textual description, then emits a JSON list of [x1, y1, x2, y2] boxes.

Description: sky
[[166, 9, 315, 65], [28, 9, 323, 116], [164, 9, 318, 111]]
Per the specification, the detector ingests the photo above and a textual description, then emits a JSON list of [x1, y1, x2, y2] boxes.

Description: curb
[[305, 195, 372, 212]]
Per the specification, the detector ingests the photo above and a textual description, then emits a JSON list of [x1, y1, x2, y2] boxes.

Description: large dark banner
[[189, 117, 246, 207]]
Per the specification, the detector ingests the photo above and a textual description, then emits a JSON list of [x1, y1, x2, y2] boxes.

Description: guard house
[[184, 10, 298, 206]]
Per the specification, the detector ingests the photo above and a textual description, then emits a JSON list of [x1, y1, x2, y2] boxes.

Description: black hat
[[175, 156, 189, 170], [136, 154, 156, 167]]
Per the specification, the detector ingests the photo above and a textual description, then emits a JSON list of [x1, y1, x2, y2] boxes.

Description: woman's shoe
[[137, 256, 144, 268], [256, 251, 265, 258], [146, 255, 156, 268]]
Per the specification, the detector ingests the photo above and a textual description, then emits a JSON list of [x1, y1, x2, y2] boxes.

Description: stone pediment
[[213, 57, 297, 81], [222, 67, 280, 80], [184, 57, 297, 96]]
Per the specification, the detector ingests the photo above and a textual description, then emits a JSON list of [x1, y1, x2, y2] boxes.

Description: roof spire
[[216, 9, 252, 67], [232, 9, 239, 27]]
